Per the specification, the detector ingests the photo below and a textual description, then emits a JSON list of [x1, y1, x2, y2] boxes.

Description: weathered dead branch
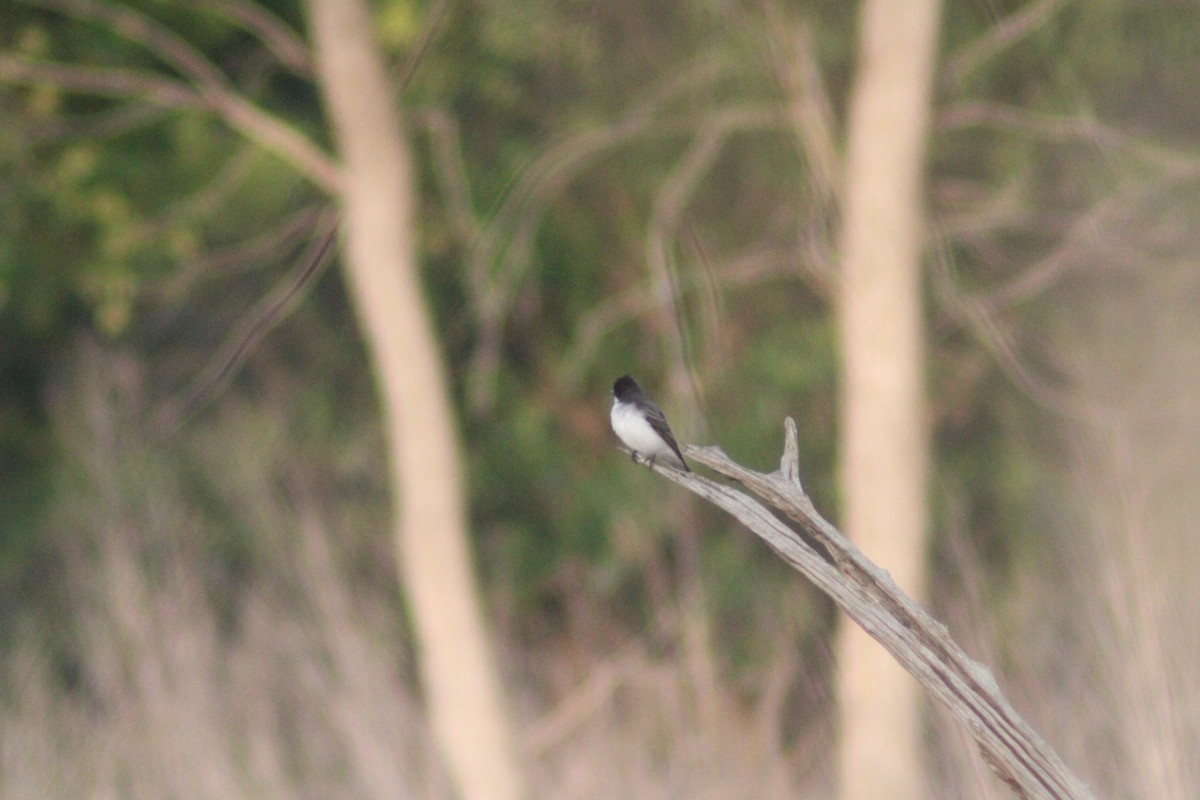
[[626, 419, 1097, 800]]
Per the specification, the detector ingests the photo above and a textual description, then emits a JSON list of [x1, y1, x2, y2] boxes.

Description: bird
[[610, 375, 689, 471]]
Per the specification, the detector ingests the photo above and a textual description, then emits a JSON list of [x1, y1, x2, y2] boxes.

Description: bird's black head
[[612, 375, 641, 401]]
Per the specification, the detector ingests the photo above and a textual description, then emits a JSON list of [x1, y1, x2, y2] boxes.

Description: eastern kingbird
[[610, 375, 689, 471]]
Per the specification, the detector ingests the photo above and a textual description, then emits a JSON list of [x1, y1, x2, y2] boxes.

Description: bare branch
[[0, 54, 198, 107], [940, 102, 1200, 178], [210, 86, 342, 192], [978, 183, 1149, 311], [23, 0, 229, 87], [767, 12, 840, 205], [21, 101, 170, 143], [156, 210, 340, 430], [524, 644, 646, 755], [149, 205, 323, 306], [556, 246, 792, 392], [416, 107, 482, 245], [932, 172, 1034, 238], [458, 57, 744, 412], [162, 145, 263, 225], [620, 422, 1097, 799], [928, 231, 1103, 420], [390, 0, 448, 92], [681, 225, 733, 379], [947, 0, 1070, 85], [14, 0, 341, 192], [648, 109, 772, 288], [465, 105, 780, 412], [194, 0, 313, 77], [645, 106, 780, 416]]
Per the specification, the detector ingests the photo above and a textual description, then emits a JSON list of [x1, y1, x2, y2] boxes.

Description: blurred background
[[2, 0, 1199, 798]]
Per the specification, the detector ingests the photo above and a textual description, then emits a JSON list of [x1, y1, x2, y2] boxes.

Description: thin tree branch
[[940, 101, 1200, 178], [977, 183, 1146, 311], [767, 12, 840, 205], [0, 54, 199, 107], [162, 144, 263, 225], [20, 101, 170, 143], [23, 0, 230, 87], [524, 643, 646, 755], [390, 0, 448, 92], [466, 106, 780, 413], [149, 205, 322, 308], [929, 230, 1095, 418], [0, 55, 340, 192], [619, 420, 1097, 799], [156, 209, 340, 430], [459, 57, 742, 413], [556, 246, 791, 393], [417, 107, 482, 246], [645, 107, 779, 421], [208, 86, 342, 192], [681, 224, 733, 381], [947, 0, 1070, 85], [193, 0, 313, 77], [932, 172, 1033, 239], [14, 0, 341, 192]]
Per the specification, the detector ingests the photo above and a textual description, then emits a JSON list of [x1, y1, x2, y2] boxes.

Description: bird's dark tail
[[670, 447, 690, 472]]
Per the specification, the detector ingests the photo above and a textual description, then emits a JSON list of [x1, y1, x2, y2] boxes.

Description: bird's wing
[[644, 402, 689, 470]]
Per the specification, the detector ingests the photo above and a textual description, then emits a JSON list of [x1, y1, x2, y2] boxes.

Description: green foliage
[[2, 0, 1197, 690], [0, 0, 326, 619]]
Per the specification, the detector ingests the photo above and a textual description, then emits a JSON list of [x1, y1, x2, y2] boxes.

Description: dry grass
[[1, 343, 837, 799], [1, 345, 446, 799], [6, 304, 1200, 799]]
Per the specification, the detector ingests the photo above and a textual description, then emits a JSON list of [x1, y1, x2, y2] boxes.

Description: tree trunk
[[834, 1, 941, 798], [306, 3, 524, 800]]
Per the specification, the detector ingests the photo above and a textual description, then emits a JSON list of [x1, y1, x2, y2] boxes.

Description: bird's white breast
[[611, 400, 670, 457]]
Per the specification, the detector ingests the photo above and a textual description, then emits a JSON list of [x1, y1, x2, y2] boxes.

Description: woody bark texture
[[307, 2, 524, 799], [624, 421, 1096, 800]]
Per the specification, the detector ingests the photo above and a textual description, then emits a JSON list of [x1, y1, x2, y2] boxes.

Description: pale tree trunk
[[306, 3, 524, 800], [834, 1, 941, 798]]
